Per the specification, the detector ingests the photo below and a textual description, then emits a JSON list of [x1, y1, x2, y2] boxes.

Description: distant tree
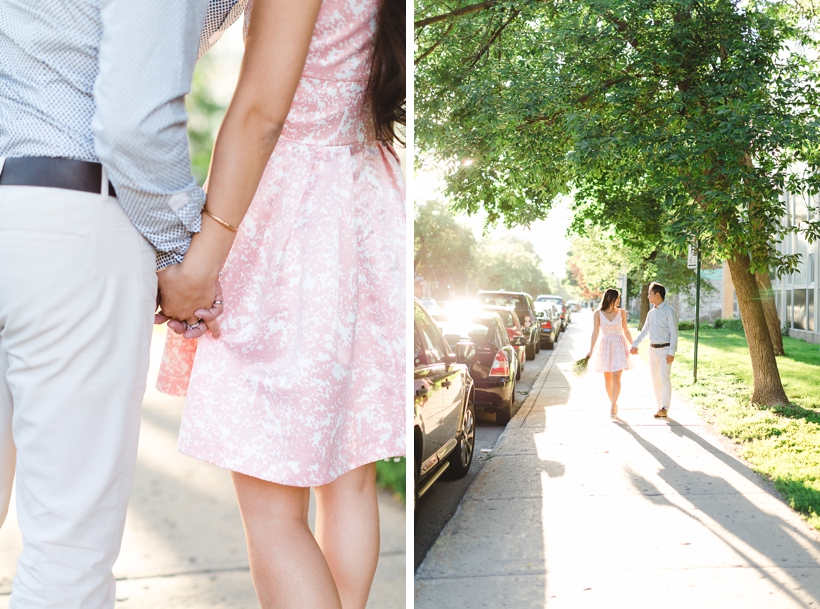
[[414, 200, 477, 298], [475, 236, 552, 296]]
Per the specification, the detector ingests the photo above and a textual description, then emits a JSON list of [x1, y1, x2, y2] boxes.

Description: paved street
[[415, 309, 820, 608], [414, 331, 560, 570], [0, 326, 405, 608]]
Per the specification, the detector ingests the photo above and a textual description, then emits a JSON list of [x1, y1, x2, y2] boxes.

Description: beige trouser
[[649, 346, 673, 410], [0, 184, 156, 608]]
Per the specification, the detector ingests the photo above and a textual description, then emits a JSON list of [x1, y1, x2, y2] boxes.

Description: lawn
[[376, 457, 406, 502], [645, 325, 820, 530]]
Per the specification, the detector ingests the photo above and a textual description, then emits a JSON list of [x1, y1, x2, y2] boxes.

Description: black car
[[534, 302, 561, 349], [536, 294, 570, 330], [414, 299, 476, 508], [476, 291, 541, 360], [434, 310, 523, 425]]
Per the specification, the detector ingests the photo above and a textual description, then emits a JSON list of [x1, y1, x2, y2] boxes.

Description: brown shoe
[[653, 409, 668, 418]]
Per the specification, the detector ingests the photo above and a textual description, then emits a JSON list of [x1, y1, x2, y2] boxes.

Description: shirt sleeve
[[632, 309, 652, 348], [667, 306, 679, 356], [92, 0, 209, 269]]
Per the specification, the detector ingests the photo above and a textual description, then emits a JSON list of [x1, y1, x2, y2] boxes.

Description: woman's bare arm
[[160, 0, 323, 330], [587, 310, 600, 358]]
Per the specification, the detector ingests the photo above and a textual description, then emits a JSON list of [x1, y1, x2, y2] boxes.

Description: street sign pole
[[694, 240, 701, 384]]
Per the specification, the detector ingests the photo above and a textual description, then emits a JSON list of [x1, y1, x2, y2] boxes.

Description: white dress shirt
[[632, 300, 679, 357]]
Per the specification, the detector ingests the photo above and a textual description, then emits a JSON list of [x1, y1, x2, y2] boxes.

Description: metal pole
[[694, 239, 701, 384]]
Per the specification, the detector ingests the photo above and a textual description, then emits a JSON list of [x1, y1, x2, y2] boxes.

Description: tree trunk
[[726, 253, 789, 406], [754, 271, 785, 356], [638, 282, 650, 330]]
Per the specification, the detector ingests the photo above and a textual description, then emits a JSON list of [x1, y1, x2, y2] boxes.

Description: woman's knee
[[232, 471, 310, 521], [316, 463, 377, 502]]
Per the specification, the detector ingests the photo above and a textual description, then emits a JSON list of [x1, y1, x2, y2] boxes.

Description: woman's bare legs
[[610, 370, 623, 416], [314, 463, 380, 609], [603, 372, 613, 405], [232, 472, 342, 609]]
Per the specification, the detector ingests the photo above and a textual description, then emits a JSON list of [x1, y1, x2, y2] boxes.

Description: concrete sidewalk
[[415, 312, 820, 608], [0, 326, 405, 608]]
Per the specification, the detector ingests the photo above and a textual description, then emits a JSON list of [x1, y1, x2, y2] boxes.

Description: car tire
[[526, 341, 535, 360], [444, 396, 475, 479], [545, 339, 554, 350], [535, 335, 541, 353], [496, 381, 514, 426]]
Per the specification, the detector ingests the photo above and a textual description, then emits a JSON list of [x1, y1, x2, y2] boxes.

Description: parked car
[[536, 294, 570, 330], [419, 297, 440, 313], [476, 291, 541, 360], [534, 302, 561, 349], [414, 299, 476, 508], [566, 299, 582, 313], [477, 305, 526, 379], [434, 310, 523, 425]]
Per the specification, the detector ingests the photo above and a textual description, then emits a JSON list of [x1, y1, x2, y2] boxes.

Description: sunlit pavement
[[414, 309, 820, 608], [0, 326, 405, 609]]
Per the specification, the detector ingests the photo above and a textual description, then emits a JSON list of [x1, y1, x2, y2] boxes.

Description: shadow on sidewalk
[[615, 419, 820, 607]]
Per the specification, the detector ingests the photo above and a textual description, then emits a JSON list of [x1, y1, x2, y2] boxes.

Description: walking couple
[[586, 283, 679, 418], [0, 1, 405, 608]]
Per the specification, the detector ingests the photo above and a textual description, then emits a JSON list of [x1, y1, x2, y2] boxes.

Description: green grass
[[642, 325, 820, 530], [376, 457, 406, 502]]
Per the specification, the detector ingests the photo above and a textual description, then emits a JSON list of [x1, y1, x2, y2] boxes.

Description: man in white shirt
[[630, 282, 678, 418]]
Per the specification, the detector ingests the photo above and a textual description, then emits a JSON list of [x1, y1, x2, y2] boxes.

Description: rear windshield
[[538, 298, 562, 307], [489, 309, 515, 327], [437, 320, 492, 347], [478, 293, 525, 310]]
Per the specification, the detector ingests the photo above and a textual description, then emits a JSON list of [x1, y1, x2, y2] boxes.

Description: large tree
[[416, 0, 820, 404]]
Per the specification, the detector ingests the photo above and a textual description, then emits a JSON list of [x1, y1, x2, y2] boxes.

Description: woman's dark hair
[[599, 289, 620, 312], [367, 0, 405, 144]]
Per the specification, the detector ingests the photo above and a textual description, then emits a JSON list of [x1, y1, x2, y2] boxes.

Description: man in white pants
[[0, 2, 228, 607], [631, 282, 679, 418]]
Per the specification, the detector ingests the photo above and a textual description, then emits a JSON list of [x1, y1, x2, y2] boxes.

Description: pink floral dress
[[157, 0, 406, 487], [590, 309, 633, 373]]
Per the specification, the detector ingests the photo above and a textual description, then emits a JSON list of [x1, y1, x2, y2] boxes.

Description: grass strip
[[376, 457, 406, 502], [647, 326, 820, 530]]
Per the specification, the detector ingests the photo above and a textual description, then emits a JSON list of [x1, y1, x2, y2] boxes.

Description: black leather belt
[[0, 157, 116, 197], [651, 343, 671, 348]]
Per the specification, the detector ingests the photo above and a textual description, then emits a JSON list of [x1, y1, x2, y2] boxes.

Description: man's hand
[[157, 264, 218, 330], [630, 347, 638, 355], [666, 355, 675, 364], [167, 280, 224, 339]]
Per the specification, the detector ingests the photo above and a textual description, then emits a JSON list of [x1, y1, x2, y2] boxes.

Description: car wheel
[[545, 339, 554, 350], [526, 341, 535, 360], [535, 336, 541, 353], [444, 396, 475, 479], [516, 363, 522, 380], [496, 378, 515, 425]]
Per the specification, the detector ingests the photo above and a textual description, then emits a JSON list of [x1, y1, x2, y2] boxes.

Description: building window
[[793, 288, 807, 331]]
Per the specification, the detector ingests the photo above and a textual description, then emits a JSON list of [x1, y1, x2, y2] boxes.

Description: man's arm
[[667, 306, 678, 357], [92, 0, 209, 269]]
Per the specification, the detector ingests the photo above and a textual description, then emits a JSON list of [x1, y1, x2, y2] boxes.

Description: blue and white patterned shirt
[[633, 300, 679, 357], [0, 0, 240, 268]]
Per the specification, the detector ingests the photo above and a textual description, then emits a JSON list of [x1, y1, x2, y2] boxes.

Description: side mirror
[[512, 336, 527, 347], [455, 341, 477, 365], [444, 352, 457, 366]]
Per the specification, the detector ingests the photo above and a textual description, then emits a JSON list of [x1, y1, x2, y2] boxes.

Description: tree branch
[[415, 0, 501, 28], [415, 23, 454, 65], [470, 9, 520, 66]]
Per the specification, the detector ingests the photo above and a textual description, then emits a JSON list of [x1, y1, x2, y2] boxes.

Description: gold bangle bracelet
[[202, 207, 239, 232]]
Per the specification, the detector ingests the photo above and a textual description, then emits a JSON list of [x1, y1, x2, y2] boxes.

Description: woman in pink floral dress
[[586, 288, 635, 418], [155, 0, 405, 606]]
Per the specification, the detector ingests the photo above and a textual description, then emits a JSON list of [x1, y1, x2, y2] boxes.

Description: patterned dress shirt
[[0, 0, 240, 268], [632, 300, 679, 357]]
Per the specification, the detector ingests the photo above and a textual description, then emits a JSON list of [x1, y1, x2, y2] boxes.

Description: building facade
[[772, 191, 820, 344]]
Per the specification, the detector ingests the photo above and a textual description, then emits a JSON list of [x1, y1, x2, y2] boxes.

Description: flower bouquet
[[572, 356, 590, 377]]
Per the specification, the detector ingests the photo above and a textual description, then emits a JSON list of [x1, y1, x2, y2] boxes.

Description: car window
[[413, 325, 426, 367], [496, 310, 513, 327], [438, 320, 493, 344], [496, 317, 510, 345], [416, 306, 449, 364]]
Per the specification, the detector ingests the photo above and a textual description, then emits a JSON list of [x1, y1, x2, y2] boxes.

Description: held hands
[[155, 264, 224, 339], [630, 347, 639, 355], [667, 355, 675, 364]]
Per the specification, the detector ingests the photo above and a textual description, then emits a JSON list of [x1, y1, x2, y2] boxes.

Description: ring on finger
[[187, 320, 202, 330], [213, 299, 223, 306]]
